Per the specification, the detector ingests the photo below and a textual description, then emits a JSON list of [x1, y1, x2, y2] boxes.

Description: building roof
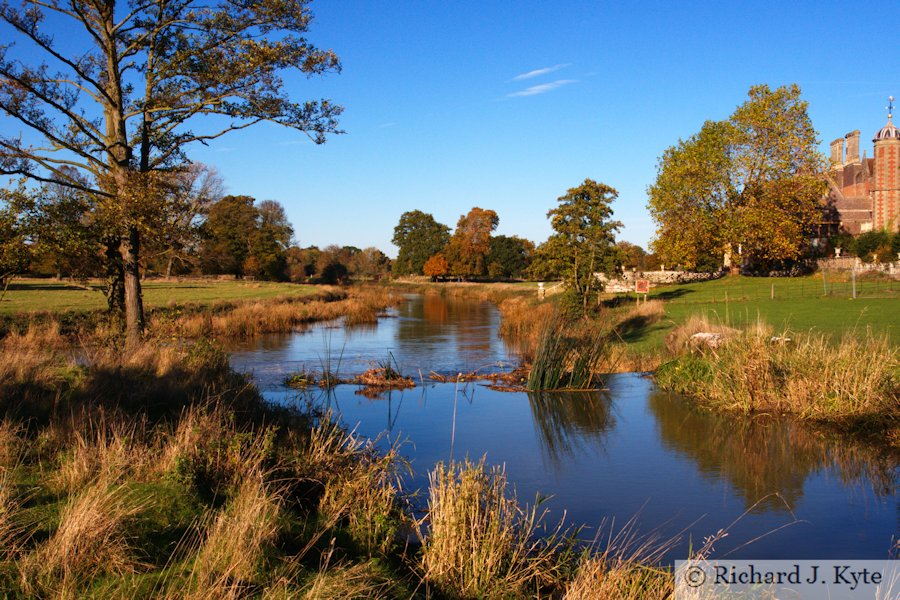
[[874, 118, 900, 141]]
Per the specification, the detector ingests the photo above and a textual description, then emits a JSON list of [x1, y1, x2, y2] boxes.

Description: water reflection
[[648, 390, 897, 512], [231, 294, 898, 559], [527, 391, 615, 465]]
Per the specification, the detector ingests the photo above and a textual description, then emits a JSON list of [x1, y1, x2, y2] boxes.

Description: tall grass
[[527, 315, 618, 391], [189, 475, 282, 593], [657, 322, 899, 422], [419, 458, 569, 598], [21, 481, 146, 596], [153, 286, 401, 339]]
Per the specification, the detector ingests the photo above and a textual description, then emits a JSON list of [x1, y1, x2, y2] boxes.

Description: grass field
[[620, 274, 899, 350], [0, 278, 319, 314], [2, 275, 896, 349]]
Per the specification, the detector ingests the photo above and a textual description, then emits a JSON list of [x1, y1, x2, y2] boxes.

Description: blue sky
[[4, 1, 899, 256]]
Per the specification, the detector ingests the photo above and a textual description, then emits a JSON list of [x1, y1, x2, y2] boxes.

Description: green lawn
[[622, 274, 899, 350], [0, 278, 319, 315]]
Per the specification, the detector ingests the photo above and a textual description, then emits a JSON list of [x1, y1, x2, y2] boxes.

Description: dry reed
[[419, 458, 569, 598], [190, 474, 282, 592], [658, 323, 898, 421], [21, 481, 145, 596]]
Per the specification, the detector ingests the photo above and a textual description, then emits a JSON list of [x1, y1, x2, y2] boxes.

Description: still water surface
[[228, 294, 898, 560]]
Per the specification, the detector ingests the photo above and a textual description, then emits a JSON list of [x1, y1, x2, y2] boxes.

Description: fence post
[[821, 270, 827, 296], [771, 283, 774, 300], [851, 265, 856, 299]]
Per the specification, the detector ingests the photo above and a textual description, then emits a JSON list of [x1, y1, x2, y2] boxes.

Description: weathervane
[[889, 96, 895, 120]]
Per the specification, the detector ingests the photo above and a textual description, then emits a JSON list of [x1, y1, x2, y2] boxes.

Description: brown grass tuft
[[190, 475, 282, 592], [419, 458, 568, 598], [21, 481, 145, 595], [664, 314, 739, 355]]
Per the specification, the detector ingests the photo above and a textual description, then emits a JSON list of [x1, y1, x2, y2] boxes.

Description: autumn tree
[[285, 245, 321, 282], [423, 253, 449, 281], [648, 84, 825, 272], [444, 207, 499, 279], [391, 210, 450, 275], [0, 0, 341, 346], [544, 179, 621, 311], [350, 247, 391, 280]]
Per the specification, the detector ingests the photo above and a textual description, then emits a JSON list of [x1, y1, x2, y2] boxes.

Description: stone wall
[[622, 270, 725, 285]]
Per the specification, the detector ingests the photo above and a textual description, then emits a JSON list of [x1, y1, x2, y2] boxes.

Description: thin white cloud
[[507, 79, 577, 98], [511, 63, 570, 81]]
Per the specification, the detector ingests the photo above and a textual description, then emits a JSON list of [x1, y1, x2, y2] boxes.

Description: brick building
[[824, 99, 900, 234]]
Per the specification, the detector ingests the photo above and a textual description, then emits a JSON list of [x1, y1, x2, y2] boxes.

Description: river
[[227, 293, 898, 560]]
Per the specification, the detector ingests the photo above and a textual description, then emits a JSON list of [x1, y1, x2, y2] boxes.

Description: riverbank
[[0, 326, 678, 598]]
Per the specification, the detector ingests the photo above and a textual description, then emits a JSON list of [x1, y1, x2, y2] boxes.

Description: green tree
[[0, 190, 31, 287], [486, 235, 534, 279], [544, 179, 621, 311], [391, 211, 450, 276], [253, 200, 294, 280], [648, 84, 825, 272], [0, 0, 341, 346], [200, 196, 259, 277], [444, 207, 499, 279]]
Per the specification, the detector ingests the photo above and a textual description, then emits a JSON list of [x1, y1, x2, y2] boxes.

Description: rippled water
[[228, 294, 898, 560]]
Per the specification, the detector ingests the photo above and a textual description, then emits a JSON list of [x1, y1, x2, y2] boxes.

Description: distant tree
[[616, 241, 650, 271], [851, 230, 892, 262], [392, 211, 450, 275], [285, 246, 321, 282], [423, 253, 450, 281], [0, 0, 342, 346], [146, 165, 223, 277], [545, 179, 621, 311], [0, 190, 30, 287], [253, 200, 294, 280], [444, 207, 499, 279], [201, 196, 258, 276], [648, 84, 825, 272], [313, 245, 350, 284], [486, 235, 534, 279], [350, 247, 391, 280]]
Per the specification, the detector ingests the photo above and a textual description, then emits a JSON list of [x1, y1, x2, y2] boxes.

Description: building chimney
[[845, 130, 860, 164], [830, 138, 844, 166]]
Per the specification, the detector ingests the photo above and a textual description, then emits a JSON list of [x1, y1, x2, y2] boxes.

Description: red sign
[[635, 279, 650, 294]]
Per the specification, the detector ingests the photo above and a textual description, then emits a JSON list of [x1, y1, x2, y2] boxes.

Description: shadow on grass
[[612, 313, 669, 344]]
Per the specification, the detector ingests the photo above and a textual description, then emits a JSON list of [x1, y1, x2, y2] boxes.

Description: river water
[[227, 293, 898, 560]]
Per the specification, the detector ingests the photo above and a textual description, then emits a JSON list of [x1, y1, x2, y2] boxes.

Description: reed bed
[[657, 321, 899, 423], [153, 286, 402, 339], [527, 315, 619, 391]]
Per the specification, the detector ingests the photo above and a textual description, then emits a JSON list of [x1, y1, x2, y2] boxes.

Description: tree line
[[0, 181, 394, 286]]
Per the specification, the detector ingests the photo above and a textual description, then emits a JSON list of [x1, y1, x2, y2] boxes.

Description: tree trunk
[[120, 226, 144, 350], [106, 238, 125, 316], [166, 254, 174, 279]]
